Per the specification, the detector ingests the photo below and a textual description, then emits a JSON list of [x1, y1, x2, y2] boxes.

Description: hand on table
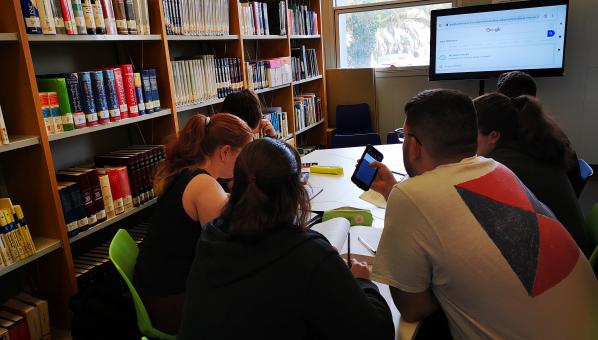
[[350, 259, 371, 280]]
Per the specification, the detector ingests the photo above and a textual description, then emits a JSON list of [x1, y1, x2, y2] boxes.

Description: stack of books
[[0, 198, 37, 268], [172, 56, 243, 108], [294, 93, 322, 131], [288, 1, 319, 36], [264, 107, 289, 139], [246, 57, 292, 91], [163, 0, 229, 35], [240, 1, 286, 36], [20, 0, 152, 35], [0, 106, 9, 146], [37, 65, 161, 136], [0, 293, 50, 340], [291, 46, 320, 81], [57, 145, 165, 238]]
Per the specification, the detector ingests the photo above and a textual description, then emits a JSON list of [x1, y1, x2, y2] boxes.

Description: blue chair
[[386, 128, 404, 144], [335, 104, 373, 134], [331, 133, 381, 148]]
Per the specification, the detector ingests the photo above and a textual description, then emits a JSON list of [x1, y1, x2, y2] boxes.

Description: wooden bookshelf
[[0, 0, 328, 330]]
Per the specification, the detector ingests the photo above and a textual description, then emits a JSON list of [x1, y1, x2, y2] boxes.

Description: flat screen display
[[429, 0, 569, 80]]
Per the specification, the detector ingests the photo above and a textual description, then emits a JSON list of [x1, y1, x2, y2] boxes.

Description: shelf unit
[[1, 0, 328, 330]]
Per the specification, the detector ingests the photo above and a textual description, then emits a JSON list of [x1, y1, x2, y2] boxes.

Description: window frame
[[334, 0, 458, 70]]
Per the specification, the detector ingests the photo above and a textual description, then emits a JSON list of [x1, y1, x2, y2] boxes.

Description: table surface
[[302, 145, 417, 340]]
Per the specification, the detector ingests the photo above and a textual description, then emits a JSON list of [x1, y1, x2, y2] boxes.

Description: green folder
[[37, 78, 75, 131], [322, 207, 373, 226]]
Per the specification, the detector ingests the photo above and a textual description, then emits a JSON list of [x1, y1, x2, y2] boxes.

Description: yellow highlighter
[[309, 165, 344, 175]]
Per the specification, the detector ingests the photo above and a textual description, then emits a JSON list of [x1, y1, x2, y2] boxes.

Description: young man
[[369, 89, 598, 339]]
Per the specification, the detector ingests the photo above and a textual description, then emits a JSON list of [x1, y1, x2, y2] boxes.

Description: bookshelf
[[0, 0, 328, 331]]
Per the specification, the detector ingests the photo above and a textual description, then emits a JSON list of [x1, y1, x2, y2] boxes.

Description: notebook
[[311, 217, 382, 263]]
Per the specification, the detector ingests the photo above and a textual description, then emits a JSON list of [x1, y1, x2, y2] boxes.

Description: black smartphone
[[351, 145, 384, 191]]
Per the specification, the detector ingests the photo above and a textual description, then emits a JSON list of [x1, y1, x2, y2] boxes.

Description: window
[[335, 1, 452, 69]]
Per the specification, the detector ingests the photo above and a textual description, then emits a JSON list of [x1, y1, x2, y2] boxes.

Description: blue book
[[20, 0, 42, 34], [64, 73, 87, 129], [78, 72, 99, 126], [133, 73, 146, 116], [141, 70, 154, 113], [148, 69, 161, 111], [90, 71, 110, 124], [102, 69, 121, 122]]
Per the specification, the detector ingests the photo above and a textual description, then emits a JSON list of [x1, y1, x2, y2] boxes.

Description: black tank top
[[135, 168, 209, 295]]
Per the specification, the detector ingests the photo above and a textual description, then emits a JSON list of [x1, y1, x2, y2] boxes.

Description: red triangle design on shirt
[[455, 164, 534, 213], [531, 213, 580, 297]]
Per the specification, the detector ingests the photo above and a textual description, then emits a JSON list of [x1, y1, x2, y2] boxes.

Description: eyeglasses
[[394, 128, 422, 146]]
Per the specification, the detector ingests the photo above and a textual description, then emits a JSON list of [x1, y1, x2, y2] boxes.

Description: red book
[[113, 166, 133, 211], [97, 168, 124, 215], [120, 64, 139, 117], [0, 314, 29, 340], [59, 0, 77, 34], [111, 67, 129, 119]]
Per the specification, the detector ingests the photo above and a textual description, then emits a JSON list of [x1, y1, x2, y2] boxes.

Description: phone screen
[[355, 152, 378, 186]]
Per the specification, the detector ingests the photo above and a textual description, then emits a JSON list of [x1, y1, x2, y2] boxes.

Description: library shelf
[[292, 75, 323, 86], [47, 109, 172, 142], [27, 34, 161, 42], [0, 135, 40, 154], [167, 34, 239, 41], [296, 120, 324, 136], [69, 198, 158, 243], [0, 237, 61, 278]]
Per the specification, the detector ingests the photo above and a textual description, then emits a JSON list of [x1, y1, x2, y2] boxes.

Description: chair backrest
[[386, 132, 399, 145], [331, 133, 381, 149], [335, 103, 373, 134], [109, 229, 176, 340], [579, 159, 593, 180]]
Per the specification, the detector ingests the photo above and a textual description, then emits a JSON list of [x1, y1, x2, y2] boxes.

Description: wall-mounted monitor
[[429, 0, 569, 81]]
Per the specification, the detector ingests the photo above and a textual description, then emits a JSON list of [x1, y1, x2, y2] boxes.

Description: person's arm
[[389, 287, 438, 323], [305, 253, 395, 340], [259, 119, 277, 138], [182, 174, 228, 225], [368, 161, 398, 200]]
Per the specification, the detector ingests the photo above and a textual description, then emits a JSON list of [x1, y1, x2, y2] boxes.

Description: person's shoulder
[[185, 171, 224, 198]]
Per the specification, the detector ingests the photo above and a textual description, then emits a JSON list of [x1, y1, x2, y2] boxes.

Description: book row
[[0, 292, 50, 340], [288, 2, 319, 36], [163, 0, 230, 36], [245, 57, 293, 91], [291, 46, 320, 81], [240, 1, 287, 36], [37, 65, 161, 136], [294, 94, 322, 131], [21, 0, 152, 35], [264, 107, 290, 139], [0, 107, 9, 146], [0, 198, 36, 269], [172, 56, 243, 108], [57, 145, 164, 238]]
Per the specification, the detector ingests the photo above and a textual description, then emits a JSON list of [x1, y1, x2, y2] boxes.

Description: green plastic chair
[[586, 203, 598, 249], [590, 246, 598, 268], [109, 229, 177, 340]]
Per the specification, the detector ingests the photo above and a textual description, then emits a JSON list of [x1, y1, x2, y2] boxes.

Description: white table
[[302, 145, 418, 340]]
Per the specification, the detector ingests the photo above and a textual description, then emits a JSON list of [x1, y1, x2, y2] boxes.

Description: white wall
[[324, 0, 598, 163]]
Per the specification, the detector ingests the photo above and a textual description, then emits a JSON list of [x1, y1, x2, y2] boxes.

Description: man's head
[[497, 71, 537, 98], [402, 89, 478, 177]]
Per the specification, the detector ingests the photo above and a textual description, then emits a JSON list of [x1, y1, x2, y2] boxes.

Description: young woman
[[178, 138, 395, 340], [221, 89, 276, 137], [474, 93, 591, 256], [134, 113, 253, 333]]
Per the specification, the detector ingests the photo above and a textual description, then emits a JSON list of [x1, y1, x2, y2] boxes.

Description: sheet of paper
[[311, 218, 350, 251], [359, 189, 387, 209]]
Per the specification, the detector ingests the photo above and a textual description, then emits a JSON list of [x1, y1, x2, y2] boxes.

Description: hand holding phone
[[351, 145, 384, 191]]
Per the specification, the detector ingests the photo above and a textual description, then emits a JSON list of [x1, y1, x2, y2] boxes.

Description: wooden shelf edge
[[254, 84, 291, 94], [48, 109, 172, 142], [167, 34, 239, 41], [243, 35, 288, 40], [0, 33, 18, 41], [0, 135, 40, 154], [27, 34, 161, 42], [0, 238, 61, 277], [176, 98, 225, 112], [292, 75, 323, 86], [69, 198, 158, 243], [296, 120, 325, 136], [290, 35, 321, 39]]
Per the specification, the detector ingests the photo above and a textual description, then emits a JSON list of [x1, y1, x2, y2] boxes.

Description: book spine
[[81, 0, 97, 34], [50, 0, 66, 34], [2, 210, 26, 260], [132, 0, 144, 36], [0, 211, 16, 265], [98, 174, 115, 219], [87, 170, 106, 223], [39, 93, 54, 135], [59, 0, 77, 34], [14, 206, 36, 255], [133, 73, 146, 115], [100, 0, 117, 34], [111, 0, 128, 34], [148, 69, 160, 111], [91, 0, 106, 34], [123, 0, 137, 34], [112, 67, 129, 118], [102, 69, 121, 121], [90, 71, 110, 124], [0, 107, 9, 145], [48, 92, 64, 133], [105, 169, 125, 215], [78, 72, 99, 126], [69, 184, 90, 231], [71, 0, 88, 34], [141, 70, 153, 113], [141, 0, 149, 34], [64, 73, 86, 128], [20, 0, 42, 34], [120, 64, 139, 117], [38, 0, 57, 34]]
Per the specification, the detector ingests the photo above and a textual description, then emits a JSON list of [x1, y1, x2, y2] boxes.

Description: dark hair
[[512, 95, 575, 169], [154, 113, 253, 195], [221, 90, 263, 130], [220, 138, 310, 235], [404, 89, 478, 160], [473, 93, 519, 144], [497, 71, 537, 98]]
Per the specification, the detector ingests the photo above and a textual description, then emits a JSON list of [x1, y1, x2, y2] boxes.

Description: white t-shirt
[[372, 156, 598, 340]]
